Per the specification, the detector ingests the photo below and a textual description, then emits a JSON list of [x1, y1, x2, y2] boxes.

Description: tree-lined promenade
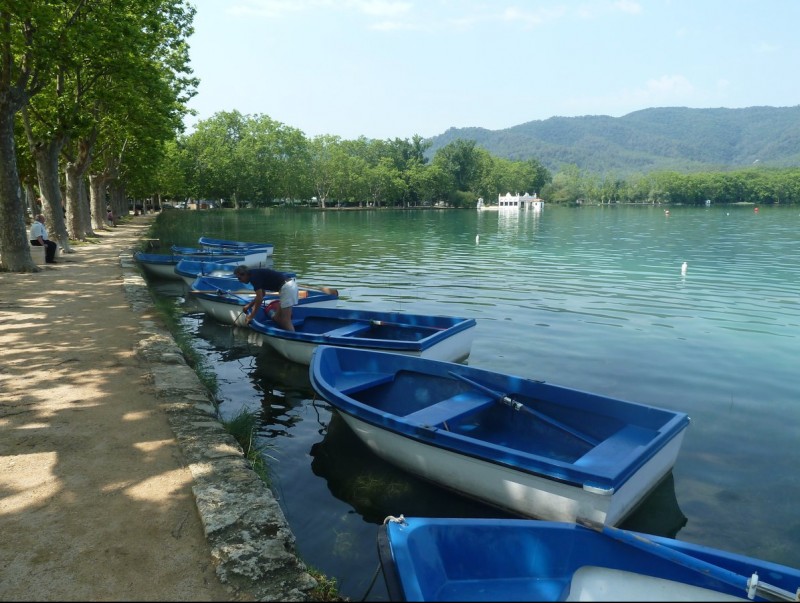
[[2, 4, 800, 275]]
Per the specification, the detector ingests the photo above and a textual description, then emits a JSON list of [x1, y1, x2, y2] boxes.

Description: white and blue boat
[[136, 243, 272, 281], [309, 346, 691, 527], [134, 250, 255, 281], [170, 244, 270, 266], [378, 516, 800, 602], [250, 307, 476, 365], [174, 258, 249, 286], [189, 275, 339, 326], [197, 236, 274, 256]]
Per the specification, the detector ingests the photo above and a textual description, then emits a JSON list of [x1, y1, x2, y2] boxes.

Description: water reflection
[[251, 348, 317, 438], [619, 472, 688, 538], [310, 412, 517, 524]]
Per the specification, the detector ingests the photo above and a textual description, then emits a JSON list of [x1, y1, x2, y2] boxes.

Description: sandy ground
[[0, 216, 237, 601]]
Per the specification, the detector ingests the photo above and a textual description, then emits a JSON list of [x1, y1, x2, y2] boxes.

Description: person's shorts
[[279, 278, 299, 308]]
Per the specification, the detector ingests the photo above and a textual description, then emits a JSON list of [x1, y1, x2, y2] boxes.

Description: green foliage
[[306, 567, 347, 602], [539, 165, 800, 206]]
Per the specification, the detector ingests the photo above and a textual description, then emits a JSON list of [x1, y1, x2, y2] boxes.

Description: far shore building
[[496, 192, 543, 211]]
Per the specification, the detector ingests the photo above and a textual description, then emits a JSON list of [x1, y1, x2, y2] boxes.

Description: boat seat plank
[[566, 566, 744, 601], [573, 425, 656, 472], [402, 391, 494, 425], [323, 323, 370, 338], [337, 372, 396, 396]]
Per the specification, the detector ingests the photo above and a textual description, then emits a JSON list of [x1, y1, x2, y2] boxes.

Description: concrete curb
[[120, 250, 317, 601]]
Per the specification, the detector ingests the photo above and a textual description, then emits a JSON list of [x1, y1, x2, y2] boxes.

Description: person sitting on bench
[[29, 214, 58, 264]]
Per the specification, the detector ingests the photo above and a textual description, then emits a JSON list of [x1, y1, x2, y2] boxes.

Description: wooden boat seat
[[403, 391, 494, 426], [573, 425, 656, 472]]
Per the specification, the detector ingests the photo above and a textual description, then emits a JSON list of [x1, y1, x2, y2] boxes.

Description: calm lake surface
[[147, 204, 800, 601]]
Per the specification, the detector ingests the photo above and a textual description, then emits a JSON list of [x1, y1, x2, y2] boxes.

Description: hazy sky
[[185, 0, 800, 140]]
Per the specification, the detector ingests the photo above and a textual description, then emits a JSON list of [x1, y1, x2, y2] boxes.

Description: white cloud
[[228, 0, 307, 18], [347, 0, 413, 18], [754, 41, 779, 54], [642, 74, 694, 97], [612, 0, 642, 15], [501, 6, 546, 28]]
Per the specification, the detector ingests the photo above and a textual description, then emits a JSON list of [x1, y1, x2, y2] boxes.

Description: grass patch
[[220, 409, 273, 484], [307, 567, 348, 602]]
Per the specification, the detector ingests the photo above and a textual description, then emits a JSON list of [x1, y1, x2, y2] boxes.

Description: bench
[[29, 243, 45, 265], [323, 323, 370, 338], [573, 425, 656, 472], [337, 372, 396, 396], [403, 391, 494, 426]]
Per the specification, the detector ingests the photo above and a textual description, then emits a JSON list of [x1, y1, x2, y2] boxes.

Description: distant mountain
[[424, 106, 800, 175]]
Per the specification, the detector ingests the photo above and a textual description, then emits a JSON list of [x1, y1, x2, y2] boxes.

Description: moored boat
[[309, 346, 691, 527], [190, 275, 339, 326], [138, 248, 272, 280], [250, 307, 476, 365], [174, 257, 252, 286], [134, 250, 251, 281], [197, 236, 274, 256], [170, 244, 270, 266], [378, 516, 800, 602]]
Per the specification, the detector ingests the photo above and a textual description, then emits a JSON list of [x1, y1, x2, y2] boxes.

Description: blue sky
[[185, 0, 800, 140]]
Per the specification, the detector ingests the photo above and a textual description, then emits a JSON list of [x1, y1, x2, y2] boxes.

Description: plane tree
[[0, 0, 196, 272]]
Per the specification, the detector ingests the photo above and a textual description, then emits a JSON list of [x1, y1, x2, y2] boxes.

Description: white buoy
[[681, 261, 688, 275], [475, 234, 479, 244]]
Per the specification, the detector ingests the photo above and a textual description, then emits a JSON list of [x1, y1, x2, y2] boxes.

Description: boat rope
[[383, 514, 406, 525], [358, 563, 382, 602]]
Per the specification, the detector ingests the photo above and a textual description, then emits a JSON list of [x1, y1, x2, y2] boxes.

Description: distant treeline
[[161, 111, 800, 209], [542, 165, 800, 206]]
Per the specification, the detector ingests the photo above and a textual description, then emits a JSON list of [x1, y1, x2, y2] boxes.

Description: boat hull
[[337, 411, 684, 526], [309, 347, 691, 526], [379, 517, 800, 602], [251, 307, 476, 365]]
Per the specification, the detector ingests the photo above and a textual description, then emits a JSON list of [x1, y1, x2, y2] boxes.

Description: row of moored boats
[[134, 236, 800, 602]]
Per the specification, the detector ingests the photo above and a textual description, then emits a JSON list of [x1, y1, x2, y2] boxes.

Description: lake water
[[147, 204, 800, 600]]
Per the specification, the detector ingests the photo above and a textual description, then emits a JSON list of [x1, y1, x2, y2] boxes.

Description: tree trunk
[[31, 137, 73, 253], [24, 181, 38, 220], [89, 172, 110, 229], [109, 180, 126, 219], [65, 161, 96, 239], [0, 106, 38, 272]]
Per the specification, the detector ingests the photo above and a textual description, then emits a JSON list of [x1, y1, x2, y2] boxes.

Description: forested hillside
[[425, 106, 800, 175]]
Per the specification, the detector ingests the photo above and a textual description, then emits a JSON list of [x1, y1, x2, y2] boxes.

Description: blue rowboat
[[250, 307, 476, 365], [197, 236, 274, 256], [309, 346, 691, 526], [133, 251, 250, 281], [174, 258, 252, 286], [189, 275, 338, 326], [170, 245, 270, 266], [378, 516, 800, 601]]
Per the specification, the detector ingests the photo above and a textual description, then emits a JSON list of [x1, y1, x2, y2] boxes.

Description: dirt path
[[0, 217, 238, 601]]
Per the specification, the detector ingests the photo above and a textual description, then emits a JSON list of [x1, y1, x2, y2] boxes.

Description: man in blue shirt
[[233, 265, 298, 331]]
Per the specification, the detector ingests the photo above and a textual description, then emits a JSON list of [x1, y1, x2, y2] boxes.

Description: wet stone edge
[[120, 252, 317, 602]]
